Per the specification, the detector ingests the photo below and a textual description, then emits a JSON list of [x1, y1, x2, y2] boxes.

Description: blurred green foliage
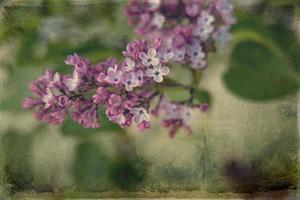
[[1, 130, 35, 191], [109, 157, 146, 190], [224, 0, 300, 100], [73, 142, 110, 191]]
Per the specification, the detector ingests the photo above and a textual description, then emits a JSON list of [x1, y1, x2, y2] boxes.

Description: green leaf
[[194, 89, 211, 104], [163, 88, 190, 102], [224, 40, 298, 100]]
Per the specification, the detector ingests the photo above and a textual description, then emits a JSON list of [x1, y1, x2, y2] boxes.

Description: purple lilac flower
[[23, 70, 70, 125], [145, 63, 169, 83], [23, 39, 182, 133], [125, 0, 235, 70], [157, 98, 193, 138], [199, 102, 209, 112], [213, 25, 232, 46], [123, 57, 135, 72], [132, 107, 150, 124], [139, 48, 160, 67], [23, 0, 235, 137], [64, 70, 80, 91], [122, 72, 139, 91]]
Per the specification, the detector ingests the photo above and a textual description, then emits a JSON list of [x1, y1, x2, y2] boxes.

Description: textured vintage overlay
[[0, 0, 299, 199]]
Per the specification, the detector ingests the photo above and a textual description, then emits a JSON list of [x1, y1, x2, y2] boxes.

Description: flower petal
[[165, 52, 174, 61], [145, 69, 154, 77], [148, 48, 157, 58], [151, 57, 160, 66], [125, 84, 133, 91], [143, 112, 150, 121], [126, 58, 135, 68], [65, 78, 77, 91], [154, 75, 163, 83], [161, 67, 170, 76], [139, 52, 147, 60], [142, 60, 151, 67]]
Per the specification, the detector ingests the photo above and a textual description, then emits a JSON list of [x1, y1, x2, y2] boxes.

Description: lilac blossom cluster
[[23, 1, 235, 137], [23, 39, 207, 136], [126, 0, 235, 69]]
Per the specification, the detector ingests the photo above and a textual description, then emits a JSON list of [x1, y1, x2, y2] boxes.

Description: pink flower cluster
[[126, 0, 235, 69], [23, 40, 207, 136]]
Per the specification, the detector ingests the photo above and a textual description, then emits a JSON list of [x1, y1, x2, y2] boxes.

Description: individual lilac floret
[[97, 65, 122, 85], [125, 0, 235, 70], [64, 70, 80, 91], [145, 63, 169, 83], [132, 107, 150, 124], [122, 72, 139, 91], [139, 48, 160, 67], [123, 57, 135, 72], [213, 25, 232, 46]]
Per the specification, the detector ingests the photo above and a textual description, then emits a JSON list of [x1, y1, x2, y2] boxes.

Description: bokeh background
[[0, 0, 299, 198]]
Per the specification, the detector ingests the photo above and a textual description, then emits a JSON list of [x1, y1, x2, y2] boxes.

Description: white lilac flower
[[123, 57, 135, 72], [172, 48, 186, 62], [151, 13, 165, 29], [198, 11, 214, 26], [191, 59, 206, 70], [145, 63, 169, 83], [181, 107, 192, 125], [216, 0, 234, 14], [186, 42, 205, 62], [192, 11, 214, 40], [193, 23, 214, 40], [164, 103, 180, 119], [65, 70, 80, 91], [122, 72, 139, 91], [139, 48, 160, 67], [158, 49, 174, 63], [104, 65, 122, 84], [215, 0, 236, 25], [42, 88, 54, 108], [135, 70, 144, 86], [48, 72, 64, 96], [132, 107, 150, 124], [213, 25, 232, 45], [148, 0, 161, 11], [116, 113, 126, 125]]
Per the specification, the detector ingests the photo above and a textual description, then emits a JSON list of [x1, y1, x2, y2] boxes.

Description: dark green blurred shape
[[194, 89, 211, 104], [73, 142, 110, 192], [224, 4, 300, 101], [1, 130, 34, 192], [109, 157, 146, 190], [224, 40, 298, 100]]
